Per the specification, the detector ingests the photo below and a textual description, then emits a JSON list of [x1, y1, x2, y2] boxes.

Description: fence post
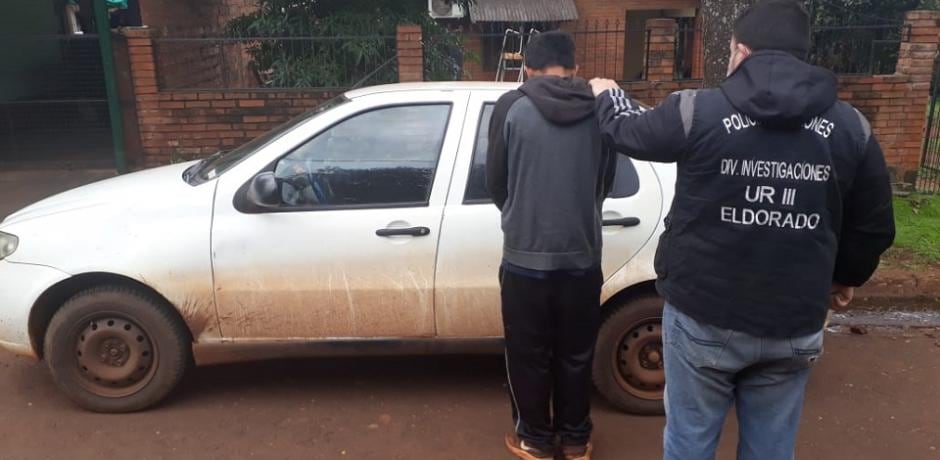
[[897, 11, 940, 184], [121, 27, 160, 168], [397, 25, 424, 83], [645, 18, 678, 83], [93, 0, 127, 173]]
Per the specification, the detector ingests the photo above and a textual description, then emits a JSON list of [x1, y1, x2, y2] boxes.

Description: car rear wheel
[[44, 286, 191, 413], [593, 295, 665, 415]]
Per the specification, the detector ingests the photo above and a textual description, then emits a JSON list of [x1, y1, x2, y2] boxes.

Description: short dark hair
[[734, 0, 811, 60], [524, 31, 577, 70]]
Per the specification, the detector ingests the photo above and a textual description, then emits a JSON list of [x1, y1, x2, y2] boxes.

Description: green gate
[[0, 33, 113, 167], [1, 0, 124, 171]]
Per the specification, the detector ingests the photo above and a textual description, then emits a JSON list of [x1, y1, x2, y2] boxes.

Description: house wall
[[458, 0, 703, 83]]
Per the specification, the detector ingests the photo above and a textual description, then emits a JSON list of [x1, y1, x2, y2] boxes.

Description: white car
[[0, 83, 675, 414]]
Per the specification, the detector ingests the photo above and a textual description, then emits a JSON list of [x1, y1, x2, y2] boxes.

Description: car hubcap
[[75, 316, 157, 398], [614, 319, 665, 400]]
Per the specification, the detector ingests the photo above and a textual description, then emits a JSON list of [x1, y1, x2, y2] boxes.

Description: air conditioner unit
[[428, 0, 465, 19]]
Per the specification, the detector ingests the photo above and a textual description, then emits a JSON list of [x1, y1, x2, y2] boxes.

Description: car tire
[[593, 294, 665, 415], [44, 285, 191, 413]]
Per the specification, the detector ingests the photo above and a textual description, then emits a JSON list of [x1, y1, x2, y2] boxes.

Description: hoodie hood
[[518, 76, 596, 126], [720, 51, 838, 128]]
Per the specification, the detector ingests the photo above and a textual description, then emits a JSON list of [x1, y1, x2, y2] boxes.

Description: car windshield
[[184, 96, 350, 185]]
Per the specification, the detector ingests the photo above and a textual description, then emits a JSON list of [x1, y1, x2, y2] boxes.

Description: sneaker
[[504, 433, 555, 460], [562, 443, 593, 460]]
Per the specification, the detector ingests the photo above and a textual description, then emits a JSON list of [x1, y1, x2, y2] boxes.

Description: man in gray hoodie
[[486, 31, 616, 460]]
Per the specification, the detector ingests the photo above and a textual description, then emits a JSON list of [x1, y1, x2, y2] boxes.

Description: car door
[[434, 90, 663, 338], [211, 91, 469, 340]]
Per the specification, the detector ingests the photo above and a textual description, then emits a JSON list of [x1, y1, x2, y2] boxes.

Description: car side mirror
[[246, 172, 281, 209]]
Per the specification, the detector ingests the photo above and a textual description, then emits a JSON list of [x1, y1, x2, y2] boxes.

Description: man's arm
[[590, 79, 690, 163], [832, 135, 896, 288], [485, 91, 523, 210]]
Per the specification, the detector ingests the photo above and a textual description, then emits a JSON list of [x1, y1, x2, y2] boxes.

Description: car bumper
[[0, 260, 70, 359]]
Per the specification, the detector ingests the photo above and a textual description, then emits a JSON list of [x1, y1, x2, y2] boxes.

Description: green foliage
[[227, 0, 469, 88], [893, 195, 940, 263]]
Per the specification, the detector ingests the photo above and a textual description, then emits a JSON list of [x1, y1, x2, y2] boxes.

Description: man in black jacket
[[589, 1, 894, 459], [486, 31, 615, 460]]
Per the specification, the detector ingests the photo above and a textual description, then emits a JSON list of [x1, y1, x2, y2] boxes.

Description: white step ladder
[[495, 28, 540, 82]]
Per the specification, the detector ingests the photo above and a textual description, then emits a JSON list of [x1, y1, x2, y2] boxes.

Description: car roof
[[344, 82, 520, 99]]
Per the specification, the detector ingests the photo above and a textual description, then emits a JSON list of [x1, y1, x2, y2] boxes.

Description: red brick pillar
[[397, 25, 424, 82], [894, 11, 940, 182], [121, 27, 163, 167], [645, 18, 677, 82], [123, 28, 158, 96]]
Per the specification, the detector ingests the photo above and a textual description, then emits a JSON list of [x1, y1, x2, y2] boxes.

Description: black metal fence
[[436, 21, 704, 83], [152, 34, 398, 90], [0, 34, 112, 166], [569, 22, 649, 82], [920, 58, 940, 194], [810, 24, 909, 75], [149, 20, 909, 91]]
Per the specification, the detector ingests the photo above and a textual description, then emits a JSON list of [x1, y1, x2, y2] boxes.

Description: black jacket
[[486, 76, 616, 271], [596, 51, 895, 337]]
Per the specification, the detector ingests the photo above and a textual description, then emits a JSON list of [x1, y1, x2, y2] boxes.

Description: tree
[[227, 0, 471, 88], [701, 0, 756, 87]]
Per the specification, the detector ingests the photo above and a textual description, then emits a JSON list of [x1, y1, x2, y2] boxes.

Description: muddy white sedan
[[0, 82, 675, 414]]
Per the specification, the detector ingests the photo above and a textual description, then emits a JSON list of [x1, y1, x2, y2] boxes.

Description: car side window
[[274, 104, 451, 209], [464, 104, 495, 203], [608, 155, 640, 199], [463, 103, 641, 204]]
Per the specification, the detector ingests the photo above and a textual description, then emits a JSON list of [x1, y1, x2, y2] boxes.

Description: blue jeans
[[662, 303, 824, 460]]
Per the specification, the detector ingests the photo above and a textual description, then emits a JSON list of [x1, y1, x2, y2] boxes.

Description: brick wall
[[142, 0, 258, 91], [140, 0, 255, 35], [837, 11, 939, 183], [154, 41, 224, 90], [122, 28, 336, 167]]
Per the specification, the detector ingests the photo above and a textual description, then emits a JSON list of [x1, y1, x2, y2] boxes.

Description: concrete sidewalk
[[0, 169, 116, 220]]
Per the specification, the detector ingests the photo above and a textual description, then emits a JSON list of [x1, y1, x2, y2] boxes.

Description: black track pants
[[500, 267, 602, 450]]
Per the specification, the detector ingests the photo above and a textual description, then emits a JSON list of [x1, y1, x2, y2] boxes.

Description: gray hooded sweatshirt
[[486, 76, 616, 271]]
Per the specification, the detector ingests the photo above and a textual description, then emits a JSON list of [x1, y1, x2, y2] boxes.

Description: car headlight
[[0, 232, 18, 260]]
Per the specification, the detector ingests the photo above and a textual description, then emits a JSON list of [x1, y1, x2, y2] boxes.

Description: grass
[[892, 195, 940, 264]]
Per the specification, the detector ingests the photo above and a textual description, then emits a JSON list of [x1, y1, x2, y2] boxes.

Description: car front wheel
[[593, 295, 666, 415], [44, 285, 191, 413]]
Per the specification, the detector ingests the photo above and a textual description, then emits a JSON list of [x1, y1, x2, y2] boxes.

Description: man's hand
[[830, 283, 855, 311], [589, 78, 620, 97]]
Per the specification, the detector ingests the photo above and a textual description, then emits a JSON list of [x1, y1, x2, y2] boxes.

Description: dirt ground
[[0, 328, 937, 460]]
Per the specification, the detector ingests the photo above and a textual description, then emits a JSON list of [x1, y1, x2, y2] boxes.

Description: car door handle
[[603, 217, 641, 227], [375, 226, 431, 237]]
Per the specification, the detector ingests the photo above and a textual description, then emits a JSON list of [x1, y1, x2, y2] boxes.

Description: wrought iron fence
[[569, 22, 649, 82], [432, 21, 700, 83], [810, 24, 909, 75], [152, 34, 398, 91], [920, 58, 940, 194], [675, 27, 703, 81], [0, 34, 112, 166]]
